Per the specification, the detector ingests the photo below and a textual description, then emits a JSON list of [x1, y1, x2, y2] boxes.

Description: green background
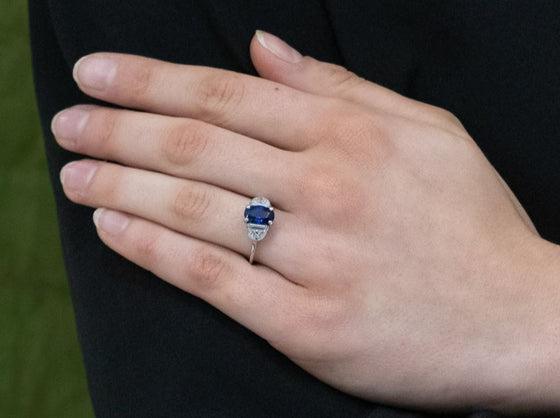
[[1, 1, 94, 417]]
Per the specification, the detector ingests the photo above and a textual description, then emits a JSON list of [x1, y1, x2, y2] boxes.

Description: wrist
[[487, 236, 560, 414]]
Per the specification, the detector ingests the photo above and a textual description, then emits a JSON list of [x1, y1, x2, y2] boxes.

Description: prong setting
[[244, 197, 275, 259]]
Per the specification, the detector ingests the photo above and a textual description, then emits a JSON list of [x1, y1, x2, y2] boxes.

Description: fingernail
[[73, 55, 117, 90], [51, 107, 90, 145], [256, 30, 302, 63], [60, 161, 97, 190], [93, 208, 129, 235]]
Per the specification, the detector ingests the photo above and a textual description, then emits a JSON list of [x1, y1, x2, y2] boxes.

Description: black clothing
[[29, 0, 559, 416]]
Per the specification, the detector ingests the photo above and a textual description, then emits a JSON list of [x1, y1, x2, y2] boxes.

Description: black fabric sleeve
[[30, 0, 559, 417], [28, 1, 393, 417]]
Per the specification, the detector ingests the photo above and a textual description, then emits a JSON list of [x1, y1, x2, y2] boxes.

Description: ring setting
[[244, 197, 274, 264]]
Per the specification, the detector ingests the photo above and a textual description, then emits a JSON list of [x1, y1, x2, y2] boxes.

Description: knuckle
[[171, 184, 212, 223], [91, 108, 119, 151], [72, 162, 117, 203], [321, 62, 363, 93], [430, 107, 466, 133], [187, 247, 231, 293], [338, 112, 379, 145], [317, 105, 369, 142], [300, 163, 346, 203], [194, 72, 245, 124], [357, 118, 393, 162], [319, 106, 393, 163], [297, 161, 368, 227], [134, 231, 161, 267], [436, 108, 460, 125], [161, 121, 209, 167], [126, 64, 155, 101]]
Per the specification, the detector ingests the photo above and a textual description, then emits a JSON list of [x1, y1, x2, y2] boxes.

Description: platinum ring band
[[249, 241, 257, 264]]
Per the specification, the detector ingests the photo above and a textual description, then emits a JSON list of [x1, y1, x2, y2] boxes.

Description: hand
[[52, 31, 560, 413]]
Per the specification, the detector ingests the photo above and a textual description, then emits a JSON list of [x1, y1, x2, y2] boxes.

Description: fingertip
[[72, 55, 88, 85], [255, 29, 266, 47], [252, 30, 302, 64], [51, 106, 93, 148], [250, 31, 297, 81], [92, 208, 103, 228], [93, 208, 130, 235], [50, 108, 63, 138], [73, 53, 117, 90]]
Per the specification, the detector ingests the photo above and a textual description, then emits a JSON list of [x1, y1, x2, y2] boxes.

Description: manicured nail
[[73, 55, 116, 90], [60, 161, 97, 190], [51, 107, 90, 145], [93, 208, 129, 235], [256, 30, 302, 63]]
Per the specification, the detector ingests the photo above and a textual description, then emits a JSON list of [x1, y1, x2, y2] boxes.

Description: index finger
[[73, 53, 332, 150]]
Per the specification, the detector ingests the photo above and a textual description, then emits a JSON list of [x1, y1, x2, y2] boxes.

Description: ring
[[244, 197, 274, 264]]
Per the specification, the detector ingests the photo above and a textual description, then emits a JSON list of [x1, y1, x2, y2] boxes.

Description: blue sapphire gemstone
[[244, 205, 274, 225]]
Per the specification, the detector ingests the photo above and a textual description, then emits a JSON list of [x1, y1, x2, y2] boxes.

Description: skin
[[51, 31, 560, 414]]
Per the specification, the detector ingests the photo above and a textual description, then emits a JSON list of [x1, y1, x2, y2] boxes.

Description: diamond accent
[[250, 197, 271, 208], [247, 224, 269, 241]]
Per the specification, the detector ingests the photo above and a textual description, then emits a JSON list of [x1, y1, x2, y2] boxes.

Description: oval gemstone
[[244, 205, 274, 225]]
